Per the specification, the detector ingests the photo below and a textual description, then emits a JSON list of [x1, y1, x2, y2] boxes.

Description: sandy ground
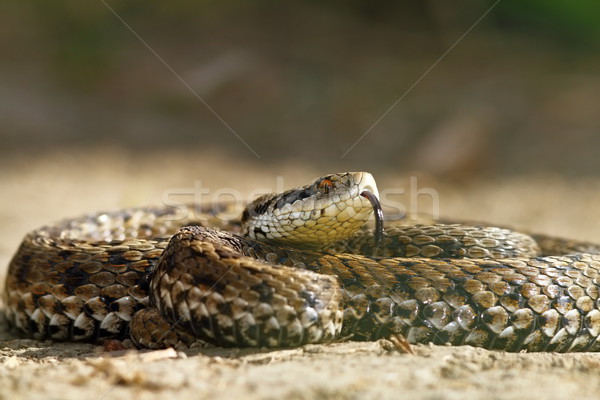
[[2, 150, 600, 400]]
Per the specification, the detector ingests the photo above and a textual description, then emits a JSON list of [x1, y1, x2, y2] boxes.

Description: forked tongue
[[360, 190, 384, 247]]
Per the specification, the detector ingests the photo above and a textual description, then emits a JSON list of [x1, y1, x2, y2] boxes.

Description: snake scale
[[4, 172, 600, 352]]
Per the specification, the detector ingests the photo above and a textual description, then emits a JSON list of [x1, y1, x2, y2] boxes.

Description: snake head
[[242, 172, 381, 250]]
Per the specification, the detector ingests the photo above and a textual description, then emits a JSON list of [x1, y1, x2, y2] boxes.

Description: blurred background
[[1, 0, 600, 277]]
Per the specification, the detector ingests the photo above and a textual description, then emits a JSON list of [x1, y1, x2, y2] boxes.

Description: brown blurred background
[[2, 1, 600, 277]]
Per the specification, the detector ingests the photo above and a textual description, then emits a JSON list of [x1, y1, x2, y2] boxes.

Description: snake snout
[[242, 172, 381, 250]]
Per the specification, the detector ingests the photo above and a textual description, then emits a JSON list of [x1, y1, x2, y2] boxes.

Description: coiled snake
[[4, 172, 600, 352]]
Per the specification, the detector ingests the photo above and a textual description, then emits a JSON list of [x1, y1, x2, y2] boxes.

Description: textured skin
[[239, 228, 600, 352], [143, 227, 342, 348], [2, 205, 232, 342], [4, 172, 600, 352]]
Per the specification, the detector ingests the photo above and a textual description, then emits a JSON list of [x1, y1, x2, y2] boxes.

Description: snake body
[[4, 172, 600, 352]]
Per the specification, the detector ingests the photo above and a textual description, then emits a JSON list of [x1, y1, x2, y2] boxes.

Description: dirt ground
[[2, 150, 600, 400]]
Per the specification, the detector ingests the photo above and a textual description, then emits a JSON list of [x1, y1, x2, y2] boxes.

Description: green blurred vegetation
[[1, 1, 599, 178], [497, 0, 600, 46], [3, 0, 598, 90], [4, 1, 599, 89]]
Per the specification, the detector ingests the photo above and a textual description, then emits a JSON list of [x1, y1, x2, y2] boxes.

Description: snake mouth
[[360, 190, 384, 247]]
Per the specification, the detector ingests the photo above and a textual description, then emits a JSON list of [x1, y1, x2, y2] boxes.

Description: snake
[[4, 172, 600, 352]]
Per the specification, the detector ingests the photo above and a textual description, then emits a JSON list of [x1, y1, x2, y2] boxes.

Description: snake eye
[[318, 178, 333, 193]]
